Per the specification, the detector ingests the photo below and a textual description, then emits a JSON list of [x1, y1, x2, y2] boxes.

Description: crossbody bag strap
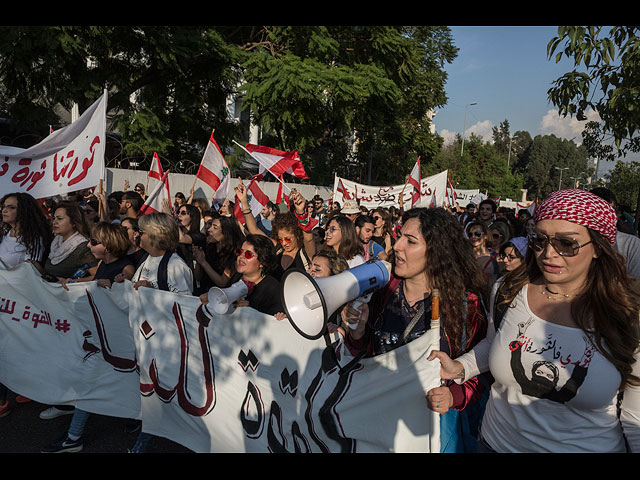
[[400, 301, 426, 344]]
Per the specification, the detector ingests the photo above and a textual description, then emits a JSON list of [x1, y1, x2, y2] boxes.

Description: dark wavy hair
[[208, 215, 245, 275], [1, 192, 53, 263], [395, 207, 488, 357], [244, 233, 278, 276], [499, 228, 640, 389]]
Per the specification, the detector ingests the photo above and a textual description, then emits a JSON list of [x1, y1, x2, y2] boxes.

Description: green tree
[[239, 26, 458, 185], [0, 26, 248, 171], [605, 160, 640, 210], [519, 134, 593, 199], [431, 133, 523, 200], [547, 26, 640, 159]]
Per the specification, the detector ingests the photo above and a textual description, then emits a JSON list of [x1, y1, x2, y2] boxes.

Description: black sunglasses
[[89, 238, 102, 246]]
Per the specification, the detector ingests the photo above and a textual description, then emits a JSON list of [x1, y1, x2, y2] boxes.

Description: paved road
[[0, 391, 192, 453]]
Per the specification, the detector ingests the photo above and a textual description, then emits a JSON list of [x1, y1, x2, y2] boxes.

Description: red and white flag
[[234, 180, 271, 224], [140, 170, 171, 215], [196, 131, 230, 206], [446, 178, 457, 207], [407, 157, 421, 207], [276, 176, 291, 206], [148, 152, 164, 182], [241, 143, 308, 181]]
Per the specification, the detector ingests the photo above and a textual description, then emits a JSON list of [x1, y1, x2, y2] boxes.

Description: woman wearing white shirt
[[0, 192, 52, 417], [0, 192, 51, 269], [133, 212, 193, 295], [430, 189, 640, 453]]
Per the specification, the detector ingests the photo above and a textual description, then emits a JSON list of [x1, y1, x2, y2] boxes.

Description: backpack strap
[[157, 251, 173, 292]]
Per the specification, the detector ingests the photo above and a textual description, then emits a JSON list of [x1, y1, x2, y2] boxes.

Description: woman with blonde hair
[[133, 212, 193, 295], [430, 189, 640, 453]]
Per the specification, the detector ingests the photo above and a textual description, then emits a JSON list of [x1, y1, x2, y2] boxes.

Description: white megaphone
[[206, 280, 250, 314], [280, 259, 391, 340]]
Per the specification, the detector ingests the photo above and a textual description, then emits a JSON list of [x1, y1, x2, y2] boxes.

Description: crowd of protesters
[[1, 178, 639, 453]]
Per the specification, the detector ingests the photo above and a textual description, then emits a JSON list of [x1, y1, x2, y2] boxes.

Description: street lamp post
[[460, 102, 477, 158], [555, 167, 569, 190]]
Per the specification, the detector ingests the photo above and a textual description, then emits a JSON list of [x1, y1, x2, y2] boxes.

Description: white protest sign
[[332, 170, 448, 209], [0, 262, 441, 453], [0, 262, 139, 419], [0, 90, 107, 198]]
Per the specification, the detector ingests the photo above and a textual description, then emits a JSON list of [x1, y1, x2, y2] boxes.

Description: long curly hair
[[499, 229, 640, 389], [1, 192, 53, 263], [395, 207, 488, 357]]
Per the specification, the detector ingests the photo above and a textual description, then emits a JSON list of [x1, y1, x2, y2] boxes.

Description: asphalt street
[[0, 390, 192, 453]]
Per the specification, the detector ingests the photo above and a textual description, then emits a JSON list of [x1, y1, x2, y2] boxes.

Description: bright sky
[[431, 25, 624, 177]]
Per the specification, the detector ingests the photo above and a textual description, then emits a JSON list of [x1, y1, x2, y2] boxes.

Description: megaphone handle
[[347, 297, 368, 329]]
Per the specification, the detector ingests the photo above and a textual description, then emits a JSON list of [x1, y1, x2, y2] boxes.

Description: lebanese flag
[[243, 143, 308, 180], [276, 176, 291, 206], [148, 152, 164, 182], [140, 170, 171, 215], [446, 178, 457, 207], [196, 130, 230, 206], [407, 157, 421, 207], [234, 180, 270, 224]]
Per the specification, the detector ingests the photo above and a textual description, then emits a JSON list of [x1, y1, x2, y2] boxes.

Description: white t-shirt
[[0, 233, 43, 269], [134, 252, 193, 295], [457, 281, 640, 453]]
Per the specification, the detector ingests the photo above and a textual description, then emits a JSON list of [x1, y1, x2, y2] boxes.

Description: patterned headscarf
[[533, 189, 617, 245]]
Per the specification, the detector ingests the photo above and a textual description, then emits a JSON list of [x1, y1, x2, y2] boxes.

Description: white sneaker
[[39, 406, 74, 420]]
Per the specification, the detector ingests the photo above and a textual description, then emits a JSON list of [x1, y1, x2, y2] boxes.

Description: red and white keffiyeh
[[533, 189, 617, 245]]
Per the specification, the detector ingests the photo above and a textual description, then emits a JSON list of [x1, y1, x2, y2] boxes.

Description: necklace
[[540, 285, 576, 300]]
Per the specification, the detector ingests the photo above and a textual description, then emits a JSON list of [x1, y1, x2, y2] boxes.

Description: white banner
[[0, 262, 139, 419], [0, 263, 441, 453], [452, 189, 482, 206], [332, 170, 448, 210], [0, 91, 107, 199]]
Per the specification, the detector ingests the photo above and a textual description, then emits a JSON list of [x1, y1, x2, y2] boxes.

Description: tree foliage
[[605, 160, 640, 210], [547, 26, 640, 160], [0, 26, 457, 185], [518, 134, 593, 199], [429, 132, 524, 200], [240, 26, 457, 185]]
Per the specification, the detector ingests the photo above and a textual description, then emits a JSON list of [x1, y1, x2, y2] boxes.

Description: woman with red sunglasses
[[430, 189, 640, 453], [201, 234, 283, 316]]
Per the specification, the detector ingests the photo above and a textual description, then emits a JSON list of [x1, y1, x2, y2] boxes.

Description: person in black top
[[41, 221, 135, 452], [59, 222, 135, 290], [120, 217, 147, 271], [202, 234, 283, 316]]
